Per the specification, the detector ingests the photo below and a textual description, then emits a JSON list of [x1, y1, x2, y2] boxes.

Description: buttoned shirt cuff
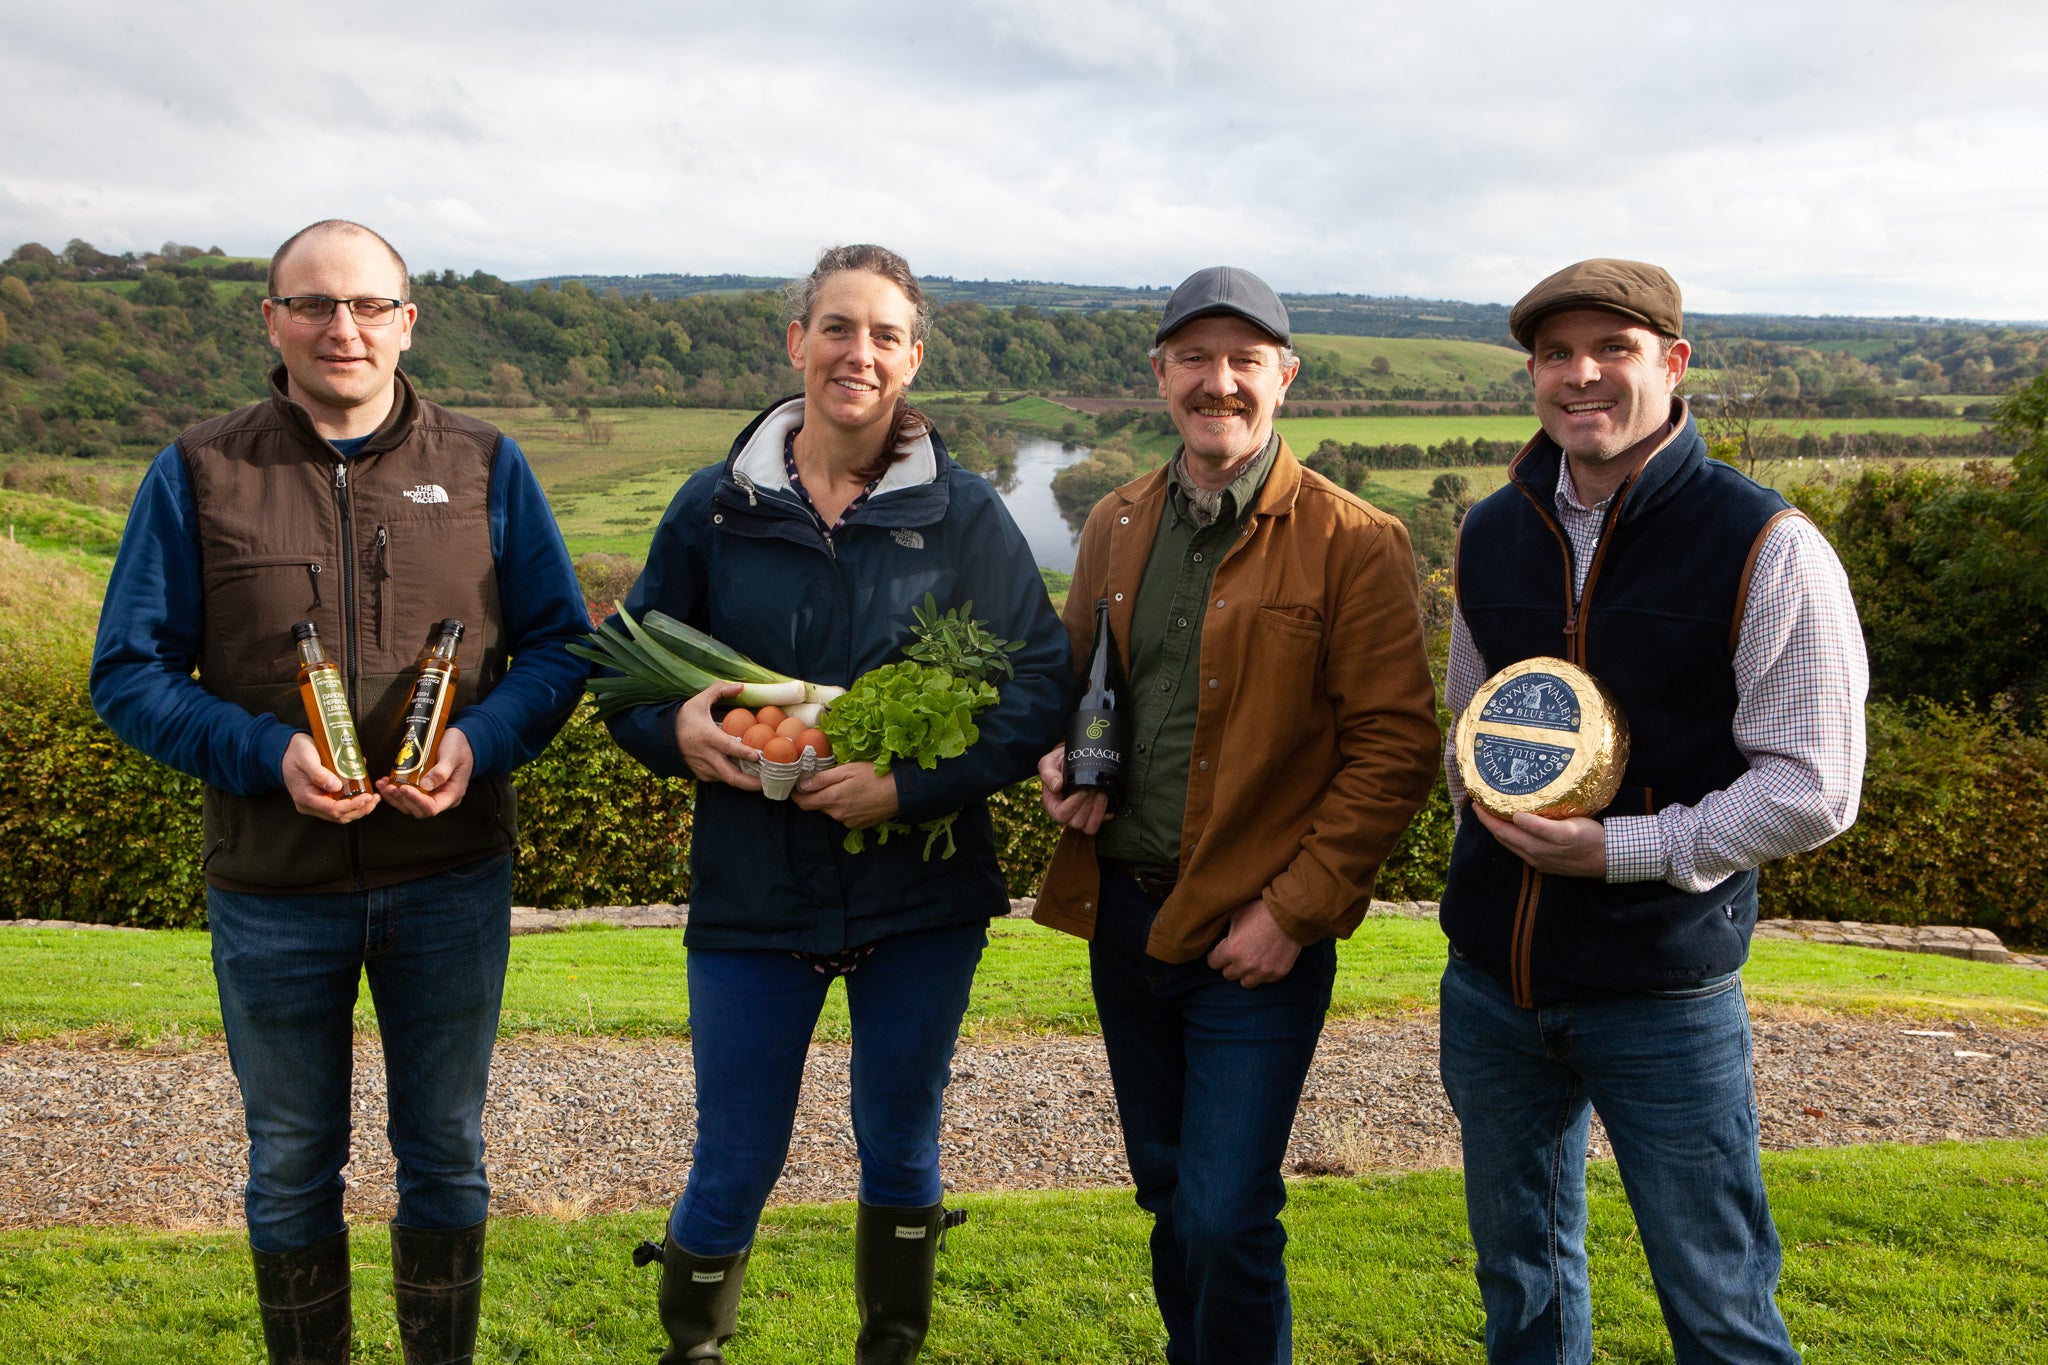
[[1603, 814, 1666, 883]]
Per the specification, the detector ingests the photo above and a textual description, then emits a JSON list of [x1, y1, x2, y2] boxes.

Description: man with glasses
[[92, 220, 589, 1364]]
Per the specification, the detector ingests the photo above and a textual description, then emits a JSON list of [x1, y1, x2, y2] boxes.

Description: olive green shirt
[[1096, 433, 1281, 867]]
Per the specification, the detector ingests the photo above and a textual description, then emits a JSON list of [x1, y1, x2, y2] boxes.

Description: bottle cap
[[438, 618, 466, 639], [291, 620, 319, 641]]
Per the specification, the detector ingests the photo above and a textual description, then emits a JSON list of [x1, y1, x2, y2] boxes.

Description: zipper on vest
[[373, 525, 390, 648], [332, 460, 366, 890], [306, 562, 324, 609]]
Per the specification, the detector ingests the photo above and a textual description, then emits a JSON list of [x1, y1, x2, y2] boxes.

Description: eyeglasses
[[268, 295, 407, 327]]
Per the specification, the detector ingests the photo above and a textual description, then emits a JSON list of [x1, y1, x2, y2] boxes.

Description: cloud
[[1, 1, 2044, 318]]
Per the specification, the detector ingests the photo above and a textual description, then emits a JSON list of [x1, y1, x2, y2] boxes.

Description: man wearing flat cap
[[1036, 266, 1439, 1362], [1437, 259, 1868, 1362]]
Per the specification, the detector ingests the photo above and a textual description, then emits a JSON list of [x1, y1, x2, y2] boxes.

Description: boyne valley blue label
[[1478, 673, 1582, 733], [1473, 734, 1576, 796]]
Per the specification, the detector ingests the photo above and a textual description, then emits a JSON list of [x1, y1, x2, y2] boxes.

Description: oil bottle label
[[392, 671, 449, 778], [307, 669, 368, 780]]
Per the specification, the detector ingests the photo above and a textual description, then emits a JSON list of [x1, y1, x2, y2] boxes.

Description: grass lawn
[[5, 917, 2045, 1048], [0, 1138, 2040, 1362]]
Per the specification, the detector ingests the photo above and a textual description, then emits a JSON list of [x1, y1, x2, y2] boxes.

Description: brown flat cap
[[1508, 258, 1682, 350]]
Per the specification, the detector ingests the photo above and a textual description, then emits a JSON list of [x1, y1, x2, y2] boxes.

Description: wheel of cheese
[[1455, 657, 1631, 819]]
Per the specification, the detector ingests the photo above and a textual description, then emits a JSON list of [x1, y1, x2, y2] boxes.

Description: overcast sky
[[4, 1, 2045, 320]]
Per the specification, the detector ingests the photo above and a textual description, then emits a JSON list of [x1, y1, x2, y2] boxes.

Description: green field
[[75, 278, 265, 304], [1291, 333, 1529, 393], [7, 916, 2046, 1048], [463, 406, 754, 557], [1276, 413, 1988, 452]]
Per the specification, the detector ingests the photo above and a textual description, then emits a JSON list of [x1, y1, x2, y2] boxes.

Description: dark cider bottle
[[292, 620, 371, 797], [1063, 598, 1129, 798], [390, 618, 465, 787]]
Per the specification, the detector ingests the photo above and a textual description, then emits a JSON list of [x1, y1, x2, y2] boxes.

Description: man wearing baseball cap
[[1035, 267, 1439, 1361], [1437, 259, 1868, 1361]]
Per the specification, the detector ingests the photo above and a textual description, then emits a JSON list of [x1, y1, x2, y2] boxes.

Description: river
[[989, 437, 1092, 571]]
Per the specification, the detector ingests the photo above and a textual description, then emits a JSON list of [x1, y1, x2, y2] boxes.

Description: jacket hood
[[727, 394, 941, 497]]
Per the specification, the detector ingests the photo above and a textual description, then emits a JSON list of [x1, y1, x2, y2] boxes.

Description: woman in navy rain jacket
[[607, 245, 1071, 1364]]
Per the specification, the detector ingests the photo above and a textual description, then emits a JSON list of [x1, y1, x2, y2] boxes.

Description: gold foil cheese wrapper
[[1455, 657, 1631, 819]]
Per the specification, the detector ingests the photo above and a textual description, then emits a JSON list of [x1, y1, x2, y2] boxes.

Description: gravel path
[[2, 1013, 2042, 1233]]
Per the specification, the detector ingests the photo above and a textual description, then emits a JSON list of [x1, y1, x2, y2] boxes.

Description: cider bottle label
[[306, 668, 369, 781]]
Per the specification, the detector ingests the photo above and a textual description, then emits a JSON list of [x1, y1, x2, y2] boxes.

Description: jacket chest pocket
[[205, 554, 330, 678], [378, 514, 494, 666], [1231, 604, 1327, 744]]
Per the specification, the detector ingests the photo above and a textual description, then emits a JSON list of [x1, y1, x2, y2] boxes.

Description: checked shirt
[[1444, 457, 1869, 894]]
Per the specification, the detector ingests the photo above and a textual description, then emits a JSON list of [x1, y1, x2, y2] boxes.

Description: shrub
[[0, 687, 1064, 926], [511, 704, 696, 907], [0, 683, 208, 926], [1760, 699, 2048, 948]]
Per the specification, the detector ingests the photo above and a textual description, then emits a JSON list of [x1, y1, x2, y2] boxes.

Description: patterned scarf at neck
[[1168, 455, 1228, 530]]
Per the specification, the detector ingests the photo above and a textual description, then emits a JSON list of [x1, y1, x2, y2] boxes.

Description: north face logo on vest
[[890, 528, 924, 550], [403, 484, 451, 505]]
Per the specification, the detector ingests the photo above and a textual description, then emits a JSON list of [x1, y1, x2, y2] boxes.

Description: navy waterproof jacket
[[606, 397, 1074, 951]]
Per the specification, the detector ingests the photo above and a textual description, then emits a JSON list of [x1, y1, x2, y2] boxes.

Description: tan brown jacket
[[1034, 440, 1440, 962]]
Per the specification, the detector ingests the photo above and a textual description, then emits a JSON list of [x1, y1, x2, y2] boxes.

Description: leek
[[569, 604, 843, 719]]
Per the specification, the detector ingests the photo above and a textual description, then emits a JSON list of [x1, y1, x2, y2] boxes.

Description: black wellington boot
[[390, 1218, 487, 1364], [636, 1235, 751, 1364], [250, 1226, 352, 1364], [853, 1201, 967, 1365]]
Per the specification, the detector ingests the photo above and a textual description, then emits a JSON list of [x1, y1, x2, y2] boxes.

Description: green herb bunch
[[821, 660, 1000, 859], [902, 592, 1025, 684]]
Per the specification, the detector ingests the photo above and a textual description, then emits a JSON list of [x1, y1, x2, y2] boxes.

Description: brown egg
[[798, 728, 832, 758], [741, 722, 777, 752], [720, 708, 756, 737], [754, 705, 788, 729], [762, 736, 801, 764], [775, 716, 808, 741]]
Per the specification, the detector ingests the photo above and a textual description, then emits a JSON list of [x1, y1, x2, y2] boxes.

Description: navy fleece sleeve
[[601, 477, 710, 779], [89, 444, 297, 793], [451, 436, 590, 778], [892, 481, 1075, 822]]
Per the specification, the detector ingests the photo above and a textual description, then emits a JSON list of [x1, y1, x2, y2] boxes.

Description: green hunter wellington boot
[[636, 1235, 751, 1364], [250, 1226, 352, 1365], [853, 1201, 967, 1365], [390, 1219, 488, 1364]]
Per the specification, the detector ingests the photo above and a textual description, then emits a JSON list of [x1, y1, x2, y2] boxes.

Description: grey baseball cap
[[1155, 266, 1291, 346]]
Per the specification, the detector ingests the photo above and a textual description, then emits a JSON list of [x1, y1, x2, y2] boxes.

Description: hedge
[[1759, 700, 2048, 945], [0, 691, 1101, 926], [7, 688, 2036, 949]]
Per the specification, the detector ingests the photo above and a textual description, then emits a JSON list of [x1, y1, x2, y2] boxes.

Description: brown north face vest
[[178, 367, 517, 891]]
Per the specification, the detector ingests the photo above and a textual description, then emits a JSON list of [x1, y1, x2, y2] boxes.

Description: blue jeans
[[1089, 870, 1336, 1365], [208, 854, 513, 1254], [1438, 952, 1800, 1365], [669, 921, 987, 1256]]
